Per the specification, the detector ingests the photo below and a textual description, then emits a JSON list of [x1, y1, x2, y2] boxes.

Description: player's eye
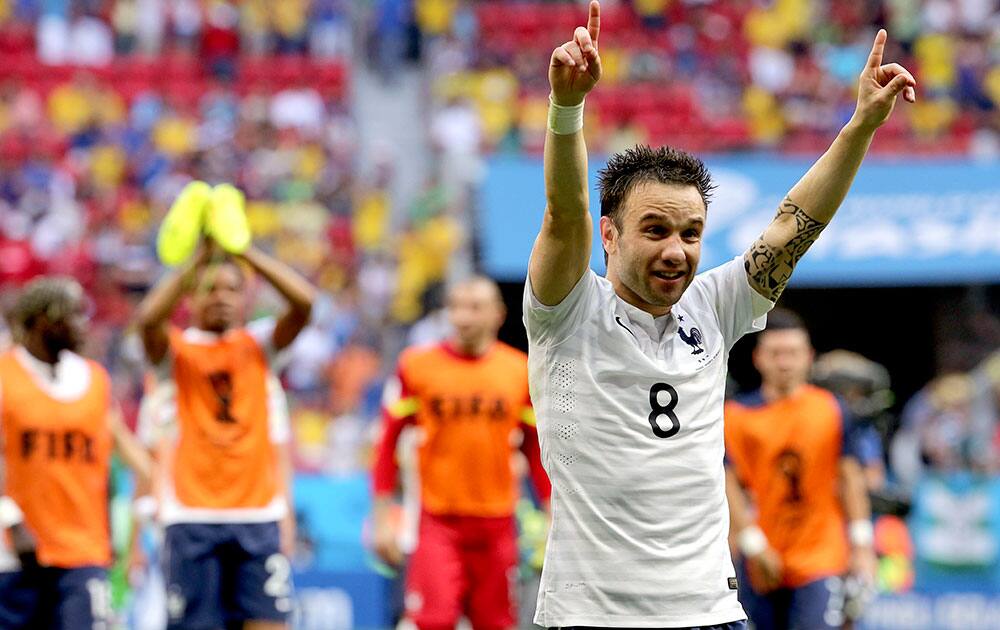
[[682, 229, 701, 241]]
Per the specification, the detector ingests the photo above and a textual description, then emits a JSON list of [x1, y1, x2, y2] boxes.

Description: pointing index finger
[[587, 0, 601, 47], [866, 28, 886, 70]]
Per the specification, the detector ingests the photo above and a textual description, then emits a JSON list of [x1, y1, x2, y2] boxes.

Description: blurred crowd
[[417, 0, 1000, 155], [0, 0, 996, 494], [892, 352, 1000, 485], [0, 0, 351, 62], [0, 0, 467, 475]]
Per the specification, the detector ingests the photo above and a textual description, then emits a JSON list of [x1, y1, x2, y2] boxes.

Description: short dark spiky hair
[[597, 145, 715, 226], [763, 307, 808, 333]]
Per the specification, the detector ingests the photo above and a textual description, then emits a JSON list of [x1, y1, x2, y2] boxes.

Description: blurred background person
[[725, 309, 877, 630], [0, 277, 149, 629], [372, 276, 550, 630], [134, 232, 315, 629]]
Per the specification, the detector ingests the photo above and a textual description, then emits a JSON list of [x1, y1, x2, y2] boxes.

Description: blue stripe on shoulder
[[731, 389, 767, 408]]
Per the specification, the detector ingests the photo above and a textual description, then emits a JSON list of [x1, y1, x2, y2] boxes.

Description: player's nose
[[658, 235, 686, 265]]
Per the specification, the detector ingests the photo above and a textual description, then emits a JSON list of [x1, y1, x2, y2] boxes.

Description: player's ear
[[599, 215, 618, 256], [751, 343, 764, 371]]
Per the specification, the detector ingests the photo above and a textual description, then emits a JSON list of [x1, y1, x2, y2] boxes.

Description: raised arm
[[744, 30, 916, 302], [134, 244, 213, 364], [237, 246, 315, 352], [528, 0, 602, 305]]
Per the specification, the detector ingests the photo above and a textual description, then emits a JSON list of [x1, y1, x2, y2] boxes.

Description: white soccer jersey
[[524, 256, 773, 628]]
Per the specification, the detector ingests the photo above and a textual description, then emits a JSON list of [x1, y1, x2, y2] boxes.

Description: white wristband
[[849, 519, 874, 547], [548, 95, 585, 135], [132, 495, 158, 524], [738, 525, 768, 558], [0, 496, 23, 529]]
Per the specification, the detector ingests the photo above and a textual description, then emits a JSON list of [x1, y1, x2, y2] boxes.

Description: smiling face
[[601, 181, 706, 315]]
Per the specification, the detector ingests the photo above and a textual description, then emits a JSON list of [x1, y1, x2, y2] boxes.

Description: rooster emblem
[[678, 325, 704, 355]]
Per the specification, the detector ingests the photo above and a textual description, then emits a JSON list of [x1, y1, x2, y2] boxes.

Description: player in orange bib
[[0, 277, 150, 629], [134, 239, 314, 630], [724, 309, 877, 630], [372, 276, 551, 630]]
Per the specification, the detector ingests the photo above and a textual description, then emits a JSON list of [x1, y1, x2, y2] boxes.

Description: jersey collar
[[440, 340, 495, 361], [182, 327, 238, 344], [13, 345, 91, 401], [614, 297, 680, 342]]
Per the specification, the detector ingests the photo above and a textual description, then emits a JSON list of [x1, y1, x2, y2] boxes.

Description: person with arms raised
[[525, 2, 914, 627]]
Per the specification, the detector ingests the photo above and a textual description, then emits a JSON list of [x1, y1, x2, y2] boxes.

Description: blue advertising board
[[291, 474, 395, 629], [293, 570, 393, 630], [861, 592, 1000, 630], [909, 474, 1000, 593], [480, 156, 1000, 286]]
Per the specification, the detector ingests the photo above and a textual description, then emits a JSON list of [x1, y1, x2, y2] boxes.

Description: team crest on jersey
[[678, 324, 704, 355]]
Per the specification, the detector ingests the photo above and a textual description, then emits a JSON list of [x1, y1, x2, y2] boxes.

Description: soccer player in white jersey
[[523, 2, 916, 628]]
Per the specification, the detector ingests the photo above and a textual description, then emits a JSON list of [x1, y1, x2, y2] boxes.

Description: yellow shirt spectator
[[743, 86, 786, 145], [48, 83, 93, 135], [271, 0, 308, 39], [354, 189, 390, 252], [152, 116, 198, 156], [89, 145, 127, 190], [634, 0, 668, 19], [246, 201, 282, 239], [914, 34, 956, 90], [908, 98, 956, 137], [416, 0, 457, 36]]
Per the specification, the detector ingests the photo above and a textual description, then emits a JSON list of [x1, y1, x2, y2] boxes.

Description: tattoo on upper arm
[[743, 196, 827, 301]]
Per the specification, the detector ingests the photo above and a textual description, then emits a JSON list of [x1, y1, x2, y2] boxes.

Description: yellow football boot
[[157, 180, 211, 266], [206, 183, 252, 254]]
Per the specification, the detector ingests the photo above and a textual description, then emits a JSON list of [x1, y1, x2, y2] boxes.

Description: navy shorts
[[0, 566, 110, 629], [164, 522, 292, 629], [739, 572, 843, 630]]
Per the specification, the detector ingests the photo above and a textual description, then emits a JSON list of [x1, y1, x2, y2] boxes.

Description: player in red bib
[[372, 276, 551, 630], [725, 309, 877, 630], [0, 277, 150, 629]]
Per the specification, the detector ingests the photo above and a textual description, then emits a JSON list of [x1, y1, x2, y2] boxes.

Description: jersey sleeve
[[246, 317, 292, 372], [522, 269, 598, 347], [371, 361, 419, 497], [266, 375, 291, 444], [722, 401, 748, 481], [153, 327, 185, 380], [687, 256, 774, 350], [836, 399, 882, 466], [136, 381, 177, 448]]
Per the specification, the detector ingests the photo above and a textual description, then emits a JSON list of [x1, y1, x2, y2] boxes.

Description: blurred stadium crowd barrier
[[0, 0, 996, 628]]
